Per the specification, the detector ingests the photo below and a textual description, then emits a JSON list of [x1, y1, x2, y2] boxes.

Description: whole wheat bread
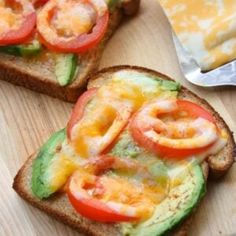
[[13, 66, 235, 236], [0, 1, 140, 103]]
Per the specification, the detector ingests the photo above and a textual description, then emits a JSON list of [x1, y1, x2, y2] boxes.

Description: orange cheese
[[70, 72, 169, 158], [159, 0, 236, 70], [52, 2, 96, 37], [0, 7, 22, 34]]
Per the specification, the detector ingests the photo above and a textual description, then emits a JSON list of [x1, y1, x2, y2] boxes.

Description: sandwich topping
[[0, 0, 36, 45], [37, 0, 109, 52], [130, 99, 219, 159], [68, 155, 169, 222], [0, 0, 115, 86], [31, 70, 228, 231]]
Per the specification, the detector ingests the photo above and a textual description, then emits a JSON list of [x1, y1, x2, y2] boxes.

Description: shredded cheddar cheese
[[159, 0, 236, 70], [52, 2, 96, 37], [0, 7, 23, 34]]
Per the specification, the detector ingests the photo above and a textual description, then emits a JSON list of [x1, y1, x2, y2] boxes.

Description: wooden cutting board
[[0, 1, 235, 235]]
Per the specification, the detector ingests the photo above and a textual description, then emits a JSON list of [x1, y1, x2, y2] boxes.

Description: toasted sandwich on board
[[13, 66, 235, 236], [0, 0, 140, 102]]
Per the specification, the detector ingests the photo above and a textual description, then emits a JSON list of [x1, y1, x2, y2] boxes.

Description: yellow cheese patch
[[159, 0, 236, 71], [48, 154, 78, 191], [97, 175, 168, 219], [52, 2, 96, 37], [0, 7, 22, 34]]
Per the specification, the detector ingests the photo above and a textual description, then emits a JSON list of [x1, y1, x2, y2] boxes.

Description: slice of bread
[[13, 66, 235, 235], [0, 1, 140, 103]]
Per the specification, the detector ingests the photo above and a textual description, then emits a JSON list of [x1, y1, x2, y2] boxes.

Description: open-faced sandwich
[[0, 0, 139, 102], [13, 66, 235, 235]]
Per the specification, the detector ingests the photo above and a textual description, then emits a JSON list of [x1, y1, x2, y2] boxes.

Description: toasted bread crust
[[0, 2, 140, 103], [13, 66, 235, 236]]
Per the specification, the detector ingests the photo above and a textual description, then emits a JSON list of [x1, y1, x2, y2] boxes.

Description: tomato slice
[[67, 157, 139, 223], [0, 0, 36, 45], [176, 100, 215, 123], [67, 156, 164, 222], [67, 88, 97, 140], [130, 99, 218, 159], [67, 89, 131, 158], [37, 0, 109, 53], [68, 175, 138, 222], [33, 0, 48, 8]]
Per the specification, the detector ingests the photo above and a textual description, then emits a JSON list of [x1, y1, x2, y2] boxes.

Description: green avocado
[[55, 53, 78, 86], [121, 162, 206, 236], [111, 130, 143, 158], [106, 0, 120, 11], [160, 80, 181, 91], [0, 40, 41, 57], [31, 129, 66, 199]]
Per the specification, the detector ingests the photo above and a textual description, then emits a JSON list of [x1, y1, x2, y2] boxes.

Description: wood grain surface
[[0, 1, 236, 235]]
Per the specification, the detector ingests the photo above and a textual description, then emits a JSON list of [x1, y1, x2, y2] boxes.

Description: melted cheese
[[46, 70, 228, 221], [0, 0, 34, 35], [159, 0, 236, 71], [90, 174, 168, 219], [52, 2, 96, 36], [0, 7, 22, 34], [47, 154, 78, 191], [194, 129, 228, 162], [46, 140, 89, 191], [71, 71, 175, 158]]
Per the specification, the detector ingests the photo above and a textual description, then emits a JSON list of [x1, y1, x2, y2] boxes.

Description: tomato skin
[[67, 88, 97, 140], [33, 0, 48, 8], [67, 165, 138, 223], [37, 1, 109, 53], [0, 12, 36, 45], [176, 100, 215, 123], [87, 155, 116, 175], [68, 190, 137, 222], [132, 125, 214, 159], [130, 100, 217, 159], [67, 88, 131, 157]]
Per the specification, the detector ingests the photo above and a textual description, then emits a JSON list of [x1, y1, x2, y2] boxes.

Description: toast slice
[[0, 1, 140, 103], [13, 66, 235, 235]]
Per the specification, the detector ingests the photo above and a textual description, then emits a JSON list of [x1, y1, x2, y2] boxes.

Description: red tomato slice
[[176, 100, 215, 123], [68, 191, 137, 222], [67, 88, 97, 140], [0, 0, 36, 45], [67, 165, 139, 223], [33, 0, 48, 8], [67, 88, 131, 158], [37, 0, 109, 53], [67, 155, 168, 222], [130, 99, 218, 159]]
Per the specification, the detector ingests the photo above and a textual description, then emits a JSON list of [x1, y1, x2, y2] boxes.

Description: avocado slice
[[153, 77, 181, 91], [55, 53, 78, 86], [111, 130, 143, 158], [0, 40, 41, 57], [31, 129, 66, 199], [160, 80, 181, 91], [106, 0, 120, 11], [121, 162, 206, 236]]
